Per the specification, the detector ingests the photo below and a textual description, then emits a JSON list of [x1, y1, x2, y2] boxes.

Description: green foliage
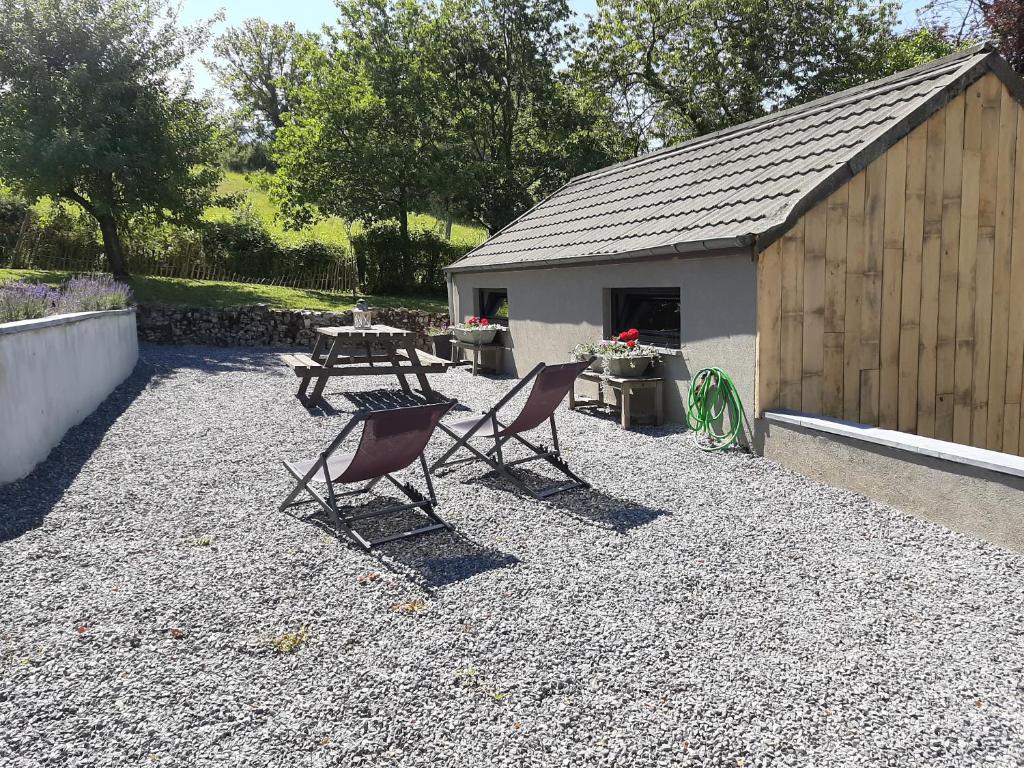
[[351, 220, 470, 295], [272, 0, 631, 240], [273, 0, 447, 252], [0, 0, 223, 276], [578, 0, 910, 148], [208, 19, 314, 137]]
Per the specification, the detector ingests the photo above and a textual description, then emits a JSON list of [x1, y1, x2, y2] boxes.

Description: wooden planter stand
[[451, 339, 503, 375], [568, 370, 664, 429]]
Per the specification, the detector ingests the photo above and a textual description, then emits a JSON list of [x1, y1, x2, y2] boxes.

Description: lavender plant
[[0, 281, 60, 322], [0, 276, 133, 323], [60, 276, 133, 312]]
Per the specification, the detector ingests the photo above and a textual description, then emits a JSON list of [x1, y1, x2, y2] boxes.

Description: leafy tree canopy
[[576, 0, 916, 149], [0, 0, 222, 277], [207, 19, 315, 139]]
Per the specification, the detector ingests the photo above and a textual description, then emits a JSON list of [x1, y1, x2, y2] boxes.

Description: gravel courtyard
[[1, 344, 1023, 767]]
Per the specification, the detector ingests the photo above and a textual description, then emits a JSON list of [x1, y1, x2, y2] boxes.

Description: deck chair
[[430, 361, 590, 499], [280, 401, 453, 550]]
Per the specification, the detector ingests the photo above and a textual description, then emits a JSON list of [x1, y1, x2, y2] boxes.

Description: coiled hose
[[685, 367, 746, 451]]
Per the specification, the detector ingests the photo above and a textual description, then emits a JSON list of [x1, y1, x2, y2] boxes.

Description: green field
[[206, 171, 486, 249], [0, 269, 449, 313]]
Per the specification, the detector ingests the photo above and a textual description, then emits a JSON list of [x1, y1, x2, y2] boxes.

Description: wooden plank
[[986, 86, 1018, 451], [844, 172, 867, 421], [802, 201, 827, 414], [899, 125, 927, 433], [860, 368, 880, 426], [918, 110, 946, 438], [825, 186, 849, 334], [780, 219, 805, 410], [823, 332, 845, 418], [823, 186, 849, 418], [1004, 106, 1024, 454], [953, 80, 984, 445], [880, 137, 908, 429], [1005, 403, 1021, 457], [970, 75, 1001, 447], [755, 241, 783, 416], [861, 153, 887, 375], [936, 92, 966, 442]]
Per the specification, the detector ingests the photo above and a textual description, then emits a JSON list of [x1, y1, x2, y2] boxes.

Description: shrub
[[0, 281, 60, 322], [60, 276, 133, 312], [352, 221, 471, 295], [0, 276, 132, 323]]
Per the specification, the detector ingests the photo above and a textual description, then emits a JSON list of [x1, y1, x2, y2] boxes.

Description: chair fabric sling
[[280, 401, 453, 550], [430, 361, 590, 499]]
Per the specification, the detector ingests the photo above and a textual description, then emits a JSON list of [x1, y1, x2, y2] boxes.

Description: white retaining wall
[[0, 309, 138, 484]]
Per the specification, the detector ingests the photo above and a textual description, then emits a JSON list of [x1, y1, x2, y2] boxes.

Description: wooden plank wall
[[756, 73, 1024, 456]]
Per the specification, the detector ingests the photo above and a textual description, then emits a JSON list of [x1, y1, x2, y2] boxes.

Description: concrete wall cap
[[0, 308, 136, 336], [764, 409, 1024, 480]]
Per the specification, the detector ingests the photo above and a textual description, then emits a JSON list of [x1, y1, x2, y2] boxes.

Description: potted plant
[[572, 340, 606, 371], [453, 315, 504, 345], [427, 323, 453, 359], [600, 328, 661, 377]]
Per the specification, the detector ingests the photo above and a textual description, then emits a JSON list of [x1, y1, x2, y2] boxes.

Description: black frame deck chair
[[280, 402, 453, 550], [430, 361, 590, 499]]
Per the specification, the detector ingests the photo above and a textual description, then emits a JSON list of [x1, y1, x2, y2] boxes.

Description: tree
[[982, 0, 1024, 71], [0, 0, 221, 278], [207, 19, 314, 139], [440, 0, 631, 232], [578, 0, 908, 149], [272, 0, 446, 282]]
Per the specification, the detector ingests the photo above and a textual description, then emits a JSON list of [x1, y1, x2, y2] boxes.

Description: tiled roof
[[448, 45, 1022, 273]]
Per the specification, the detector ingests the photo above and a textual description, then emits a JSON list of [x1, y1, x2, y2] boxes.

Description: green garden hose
[[685, 367, 746, 451]]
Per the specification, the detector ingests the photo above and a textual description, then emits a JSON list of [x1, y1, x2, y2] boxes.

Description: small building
[[446, 45, 1024, 548]]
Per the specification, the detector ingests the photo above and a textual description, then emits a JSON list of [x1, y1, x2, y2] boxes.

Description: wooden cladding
[[756, 73, 1024, 456]]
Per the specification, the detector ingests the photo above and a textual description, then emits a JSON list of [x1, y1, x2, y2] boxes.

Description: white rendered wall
[[0, 310, 138, 484]]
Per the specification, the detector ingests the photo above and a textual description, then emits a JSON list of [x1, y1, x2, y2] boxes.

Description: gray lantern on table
[[353, 299, 373, 329]]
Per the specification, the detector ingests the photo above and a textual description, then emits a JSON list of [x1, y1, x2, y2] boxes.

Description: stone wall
[[136, 304, 449, 349]]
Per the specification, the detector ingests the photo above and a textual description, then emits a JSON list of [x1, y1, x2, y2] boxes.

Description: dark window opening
[[609, 287, 681, 348], [478, 288, 509, 322]]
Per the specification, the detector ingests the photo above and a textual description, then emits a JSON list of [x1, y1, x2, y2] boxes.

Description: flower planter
[[430, 333, 453, 360], [453, 326, 499, 345], [604, 355, 652, 378], [575, 353, 603, 372]]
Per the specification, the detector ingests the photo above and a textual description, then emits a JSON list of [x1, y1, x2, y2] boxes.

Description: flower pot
[[430, 333, 453, 360], [576, 354, 603, 372], [453, 327, 498, 345], [604, 355, 652, 378]]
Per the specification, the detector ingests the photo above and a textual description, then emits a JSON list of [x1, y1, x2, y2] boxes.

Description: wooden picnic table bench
[[281, 325, 454, 406]]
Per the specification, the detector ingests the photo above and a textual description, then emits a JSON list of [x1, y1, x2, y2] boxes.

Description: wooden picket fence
[[1, 221, 360, 294]]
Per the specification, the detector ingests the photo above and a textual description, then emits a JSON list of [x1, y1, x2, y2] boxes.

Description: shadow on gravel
[[0, 360, 156, 543], [474, 468, 670, 534], [294, 502, 518, 593]]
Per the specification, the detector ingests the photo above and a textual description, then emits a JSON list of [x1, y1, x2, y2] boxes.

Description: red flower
[[479, 317, 489, 326], [617, 328, 640, 342], [626, 340, 636, 348]]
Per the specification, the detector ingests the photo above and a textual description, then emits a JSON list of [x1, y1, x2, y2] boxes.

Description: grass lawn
[[0, 268, 449, 313], [207, 171, 487, 249]]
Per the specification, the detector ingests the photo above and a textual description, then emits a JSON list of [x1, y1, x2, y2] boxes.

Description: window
[[478, 288, 509, 322], [608, 287, 681, 348]]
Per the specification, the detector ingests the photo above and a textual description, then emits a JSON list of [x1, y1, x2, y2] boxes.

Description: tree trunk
[[97, 213, 130, 279], [398, 195, 413, 288]]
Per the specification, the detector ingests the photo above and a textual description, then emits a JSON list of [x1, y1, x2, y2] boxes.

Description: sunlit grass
[[0, 268, 449, 313]]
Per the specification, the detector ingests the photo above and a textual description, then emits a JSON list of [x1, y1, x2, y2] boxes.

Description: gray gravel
[[2, 344, 1023, 768]]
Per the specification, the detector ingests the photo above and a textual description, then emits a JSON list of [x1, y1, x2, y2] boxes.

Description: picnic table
[[281, 325, 451, 406]]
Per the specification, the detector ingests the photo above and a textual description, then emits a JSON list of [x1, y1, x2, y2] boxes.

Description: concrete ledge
[[756, 412, 1024, 552], [0, 309, 138, 484], [765, 409, 1024, 479]]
